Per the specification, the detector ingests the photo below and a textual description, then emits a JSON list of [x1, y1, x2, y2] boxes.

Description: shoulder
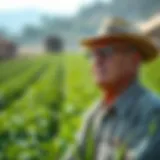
[[139, 88, 160, 127], [82, 98, 101, 122], [138, 86, 160, 111]]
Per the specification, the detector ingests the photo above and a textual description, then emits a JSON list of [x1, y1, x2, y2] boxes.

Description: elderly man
[[63, 17, 160, 160]]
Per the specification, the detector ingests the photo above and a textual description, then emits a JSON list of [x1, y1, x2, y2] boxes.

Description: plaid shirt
[[63, 80, 160, 160]]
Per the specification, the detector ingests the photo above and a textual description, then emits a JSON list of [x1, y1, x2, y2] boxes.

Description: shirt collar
[[113, 80, 146, 117], [100, 79, 146, 117]]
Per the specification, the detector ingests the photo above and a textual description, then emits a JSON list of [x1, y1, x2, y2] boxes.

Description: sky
[[0, 0, 112, 33], [0, 0, 97, 15]]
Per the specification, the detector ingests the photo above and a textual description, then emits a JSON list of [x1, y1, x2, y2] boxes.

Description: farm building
[[139, 13, 160, 49], [45, 35, 64, 53], [0, 38, 17, 60]]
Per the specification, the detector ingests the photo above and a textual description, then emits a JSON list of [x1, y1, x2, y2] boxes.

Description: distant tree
[[45, 35, 64, 53], [22, 25, 42, 39], [0, 27, 11, 39], [20, 24, 44, 44], [111, 0, 160, 20]]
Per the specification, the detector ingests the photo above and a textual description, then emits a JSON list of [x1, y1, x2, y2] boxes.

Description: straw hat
[[81, 17, 159, 62]]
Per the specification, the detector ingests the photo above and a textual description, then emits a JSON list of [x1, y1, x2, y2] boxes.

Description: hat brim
[[81, 34, 159, 62]]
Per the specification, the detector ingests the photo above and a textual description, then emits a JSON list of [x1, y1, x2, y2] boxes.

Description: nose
[[94, 55, 106, 65]]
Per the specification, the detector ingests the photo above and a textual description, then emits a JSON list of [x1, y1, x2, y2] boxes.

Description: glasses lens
[[93, 46, 114, 58], [87, 46, 115, 59]]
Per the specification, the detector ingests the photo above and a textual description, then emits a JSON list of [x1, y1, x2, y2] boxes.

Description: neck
[[103, 76, 136, 105]]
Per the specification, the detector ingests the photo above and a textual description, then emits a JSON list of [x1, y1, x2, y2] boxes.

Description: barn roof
[[0, 37, 16, 46]]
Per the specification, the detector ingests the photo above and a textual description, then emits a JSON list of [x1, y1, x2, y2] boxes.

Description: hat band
[[98, 26, 139, 36]]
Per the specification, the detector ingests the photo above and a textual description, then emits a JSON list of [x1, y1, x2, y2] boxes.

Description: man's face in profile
[[90, 42, 141, 88]]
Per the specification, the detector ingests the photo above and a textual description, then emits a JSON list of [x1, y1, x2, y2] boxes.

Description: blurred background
[[0, 0, 160, 159]]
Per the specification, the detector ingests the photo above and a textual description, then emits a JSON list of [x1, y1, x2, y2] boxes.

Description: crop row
[[0, 59, 35, 85], [56, 55, 99, 159], [0, 59, 50, 108], [0, 54, 160, 159], [0, 56, 63, 159]]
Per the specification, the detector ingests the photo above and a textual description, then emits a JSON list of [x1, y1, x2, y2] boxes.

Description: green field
[[0, 54, 160, 159]]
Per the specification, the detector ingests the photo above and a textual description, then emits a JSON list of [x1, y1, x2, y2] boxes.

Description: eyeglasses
[[86, 45, 137, 59]]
